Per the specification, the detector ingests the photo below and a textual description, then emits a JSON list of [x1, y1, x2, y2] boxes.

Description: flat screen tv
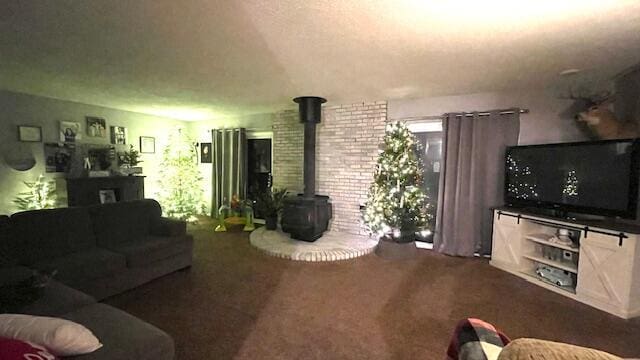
[[504, 138, 640, 219]]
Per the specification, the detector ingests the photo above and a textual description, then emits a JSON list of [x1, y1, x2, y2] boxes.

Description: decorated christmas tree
[[13, 175, 57, 211], [364, 122, 433, 241], [156, 128, 205, 222]]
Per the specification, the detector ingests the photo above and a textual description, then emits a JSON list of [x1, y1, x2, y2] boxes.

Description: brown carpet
[[105, 219, 640, 359]]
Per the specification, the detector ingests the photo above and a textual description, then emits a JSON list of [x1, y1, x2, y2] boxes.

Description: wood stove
[[281, 96, 332, 242]]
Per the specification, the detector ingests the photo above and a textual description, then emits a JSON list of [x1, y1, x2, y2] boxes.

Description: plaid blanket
[[447, 318, 510, 360]]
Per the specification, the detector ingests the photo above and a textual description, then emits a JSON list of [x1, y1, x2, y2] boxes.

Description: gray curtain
[[211, 128, 247, 217], [434, 110, 520, 257]]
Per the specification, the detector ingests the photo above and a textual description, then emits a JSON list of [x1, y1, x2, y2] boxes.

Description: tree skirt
[[249, 227, 378, 262]]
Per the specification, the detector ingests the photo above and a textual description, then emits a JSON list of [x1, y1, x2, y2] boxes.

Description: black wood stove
[[281, 96, 332, 242]]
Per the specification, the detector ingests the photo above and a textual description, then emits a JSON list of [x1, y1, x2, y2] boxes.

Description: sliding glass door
[[246, 134, 272, 220], [409, 121, 443, 244]]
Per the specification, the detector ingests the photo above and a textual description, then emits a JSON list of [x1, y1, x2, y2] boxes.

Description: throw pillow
[[0, 314, 102, 356], [0, 336, 59, 360], [447, 318, 511, 360]]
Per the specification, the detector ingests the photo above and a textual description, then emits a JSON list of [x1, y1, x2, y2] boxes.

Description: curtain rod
[[451, 108, 529, 117], [393, 108, 529, 122]]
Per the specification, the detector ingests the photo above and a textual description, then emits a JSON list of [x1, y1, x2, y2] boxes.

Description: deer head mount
[[561, 90, 638, 140]]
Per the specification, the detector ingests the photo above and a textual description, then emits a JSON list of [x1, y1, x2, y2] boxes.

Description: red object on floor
[[0, 336, 58, 360]]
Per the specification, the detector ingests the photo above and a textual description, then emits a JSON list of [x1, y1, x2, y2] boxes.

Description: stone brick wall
[[272, 100, 387, 235], [272, 110, 304, 193]]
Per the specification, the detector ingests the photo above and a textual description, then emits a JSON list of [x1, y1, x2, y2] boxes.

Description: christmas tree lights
[[506, 154, 539, 199], [562, 170, 579, 197], [156, 128, 206, 222], [363, 122, 433, 240]]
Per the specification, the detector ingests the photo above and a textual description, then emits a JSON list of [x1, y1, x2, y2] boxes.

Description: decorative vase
[[265, 216, 278, 230], [120, 166, 142, 176]]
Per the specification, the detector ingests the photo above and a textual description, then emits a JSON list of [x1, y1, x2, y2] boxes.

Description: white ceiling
[[0, 0, 639, 120]]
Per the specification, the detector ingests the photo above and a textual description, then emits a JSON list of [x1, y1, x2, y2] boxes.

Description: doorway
[[247, 135, 272, 220]]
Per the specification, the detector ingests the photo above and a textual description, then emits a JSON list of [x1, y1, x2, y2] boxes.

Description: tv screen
[[504, 139, 640, 219]]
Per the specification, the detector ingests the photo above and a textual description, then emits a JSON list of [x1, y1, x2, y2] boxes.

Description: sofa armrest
[[152, 218, 187, 237]]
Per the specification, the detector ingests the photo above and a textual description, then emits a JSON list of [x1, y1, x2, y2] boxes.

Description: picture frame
[[86, 116, 106, 138], [139, 136, 155, 154], [59, 121, 81, 143], [200, 142, 212, 163], [99, 189, 117, 204], [17, 125, 42, 142], [44, 142, 74, 173], [110, 126, 127, 145]]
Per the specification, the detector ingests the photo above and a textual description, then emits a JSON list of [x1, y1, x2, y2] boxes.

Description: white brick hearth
[[250, 227, 378, 262]]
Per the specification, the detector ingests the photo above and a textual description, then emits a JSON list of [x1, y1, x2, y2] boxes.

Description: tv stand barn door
[[490, 208, 640, 319]]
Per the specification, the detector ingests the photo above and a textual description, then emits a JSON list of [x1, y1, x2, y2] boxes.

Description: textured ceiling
[[0, 0, 639, 120]]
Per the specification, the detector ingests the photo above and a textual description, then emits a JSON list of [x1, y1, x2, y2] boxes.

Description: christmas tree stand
[[375, 235, 417, 260]]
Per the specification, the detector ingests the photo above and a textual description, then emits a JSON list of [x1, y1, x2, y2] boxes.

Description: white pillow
[[0, 314, 102, 356]]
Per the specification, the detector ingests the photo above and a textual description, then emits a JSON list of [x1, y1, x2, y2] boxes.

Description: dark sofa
[[0, 199, 193, 360]]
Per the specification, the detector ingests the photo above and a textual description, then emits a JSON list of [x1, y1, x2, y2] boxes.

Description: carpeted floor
[[105, 219, 640, 359]]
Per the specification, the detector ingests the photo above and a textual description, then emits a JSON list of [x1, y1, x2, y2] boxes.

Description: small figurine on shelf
[[549, 228, 575, 247]]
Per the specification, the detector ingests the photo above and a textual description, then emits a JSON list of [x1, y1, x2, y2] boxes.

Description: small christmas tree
[[13, 175, 57, 211], [156, 128, 205, 222], [364, 122, 433, 241]]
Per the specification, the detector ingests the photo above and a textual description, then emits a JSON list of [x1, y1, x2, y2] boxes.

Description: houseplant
[[255, 188, 287, 230], [120, 145, 143, 175], [363, 121, 433, 259]]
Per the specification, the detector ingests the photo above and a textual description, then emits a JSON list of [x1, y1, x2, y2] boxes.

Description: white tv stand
[[491, 208, 640, 319]]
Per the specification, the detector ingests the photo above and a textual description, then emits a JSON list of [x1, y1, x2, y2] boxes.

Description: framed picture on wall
[[139, 136, 155, 153], [200, 142, 212, 163], [59, 121, 81, 143], [17, 125, 42, 142], [110, 126, 127, 145], [44, 143, 74, 173], [86, 116, 106, 137]]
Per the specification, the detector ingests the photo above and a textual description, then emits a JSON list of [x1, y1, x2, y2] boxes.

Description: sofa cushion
[[18, 280, 96, 317], [88, 200, 163, 248], [62, 303, 175, 360], [31, 249, 126, 286], [111, 236, 193, 267], [10, 207, 97, 265]]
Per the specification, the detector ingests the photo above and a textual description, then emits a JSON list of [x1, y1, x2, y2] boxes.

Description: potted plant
[[120, 145, 143, 175], [255, 188, 287, 230]]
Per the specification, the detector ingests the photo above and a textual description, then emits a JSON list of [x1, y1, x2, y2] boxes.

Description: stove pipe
[[293, 96, 326, 198]]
